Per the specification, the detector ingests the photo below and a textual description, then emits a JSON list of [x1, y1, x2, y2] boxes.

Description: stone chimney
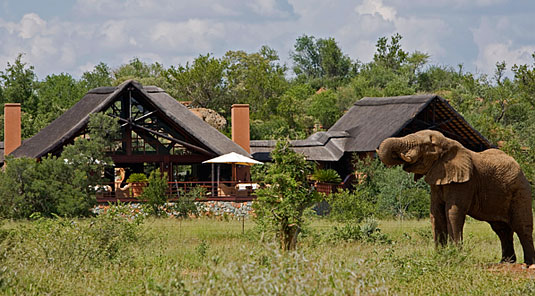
[[231, 104, 250, 153], [4, 103, 21, 157]]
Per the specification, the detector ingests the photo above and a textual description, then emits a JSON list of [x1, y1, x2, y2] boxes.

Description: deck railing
[[95, 180, 259, 203], [96, 180, 346, 203]]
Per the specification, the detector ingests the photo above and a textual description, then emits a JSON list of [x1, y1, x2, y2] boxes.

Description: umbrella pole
[[211, 163, 215, 197]]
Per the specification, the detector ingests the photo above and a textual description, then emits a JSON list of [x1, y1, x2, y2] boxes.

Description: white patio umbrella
[[202, 152, 263, 196], [202, 152, 263, 166]]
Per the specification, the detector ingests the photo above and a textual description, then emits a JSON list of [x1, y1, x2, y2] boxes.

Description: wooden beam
[[112, 115, 215, 156], [111, 154, 209, 163], [133, 111, 156, 123]]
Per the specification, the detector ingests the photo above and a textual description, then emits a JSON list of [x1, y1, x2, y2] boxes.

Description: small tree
[[141, 170, 169, 216], [254, 140, 321, 250]]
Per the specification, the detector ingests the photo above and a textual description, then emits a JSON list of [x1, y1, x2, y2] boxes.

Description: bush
[[172, 186, 205, 218], [0, 113, 119, 219], [141, 170, 169, 216], [0, 209, 143, 277], [353, 156, 430, 219], [327, 218, 391, 244], [326, 189, 374, 222]]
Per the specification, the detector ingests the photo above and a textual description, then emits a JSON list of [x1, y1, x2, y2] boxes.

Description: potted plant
[[310, 168, 342, 194], [127, 173, 148, 197], [311, 168, 342, 183]]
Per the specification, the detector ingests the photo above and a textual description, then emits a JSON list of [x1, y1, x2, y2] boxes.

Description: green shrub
[[127, 173, 148, 183], [173, 186, 204, 218], [311, 168, 342, 183], [0, 113, 119, 219], [353, 156, 430, 219], [0, 209, 143, 277], [326, 189, 374, 222], [327, 218, 391, 243], [141, 170, 169, 216]]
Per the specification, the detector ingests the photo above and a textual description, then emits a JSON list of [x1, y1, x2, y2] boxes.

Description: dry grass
[[1, 215, 535, 295]]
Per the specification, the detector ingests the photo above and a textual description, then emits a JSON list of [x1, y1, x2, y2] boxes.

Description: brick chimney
[[4, 103, 21, 157], [231, 104, 250, 153]]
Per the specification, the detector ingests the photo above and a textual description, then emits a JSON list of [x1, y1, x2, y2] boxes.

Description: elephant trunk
[[377, 137, 410, 166]]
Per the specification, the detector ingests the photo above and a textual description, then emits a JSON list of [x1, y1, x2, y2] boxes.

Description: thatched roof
[[251, 94, 491, 162], [11, 80, 248, 159], [330, 94, 491, 152], [251, 131, 349, 162]]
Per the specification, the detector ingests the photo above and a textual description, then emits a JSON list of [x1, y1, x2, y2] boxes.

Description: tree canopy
[[2, 33, 535, 185]]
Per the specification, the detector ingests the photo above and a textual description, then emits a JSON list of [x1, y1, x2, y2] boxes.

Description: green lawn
[[1, 215, 535, 295]]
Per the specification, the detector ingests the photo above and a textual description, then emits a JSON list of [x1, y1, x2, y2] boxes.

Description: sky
[[1, 0, 535, 79]]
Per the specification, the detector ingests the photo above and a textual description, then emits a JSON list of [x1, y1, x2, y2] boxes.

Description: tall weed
[[0, 207, 144, 294]]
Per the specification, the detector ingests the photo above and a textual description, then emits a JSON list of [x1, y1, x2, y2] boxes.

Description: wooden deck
[[96, 181, 258, 203], [96, 181, 346, 204]]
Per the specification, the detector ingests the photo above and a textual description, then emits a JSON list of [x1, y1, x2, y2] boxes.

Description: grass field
[[1, 214, 535, 295]]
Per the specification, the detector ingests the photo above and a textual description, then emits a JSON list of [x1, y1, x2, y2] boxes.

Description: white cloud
[[351, 0, 452, 63], [19, 13, 46, 39], [247, 0, 292, 18], [98, 20, 129, 49], [151, 19, 226, 53], [395, 17, 451, 59], [471, 15, 535, 74], [0, 0, 533, 80], [388, 0, 506, 9], [355, 0, 397, 22], [477, 42, 535, 71]]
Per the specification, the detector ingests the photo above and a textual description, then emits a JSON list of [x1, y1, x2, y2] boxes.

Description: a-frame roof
[[11, 80, 249, 159], [251, 94, 492, 162], [328, 94, 491, 152]]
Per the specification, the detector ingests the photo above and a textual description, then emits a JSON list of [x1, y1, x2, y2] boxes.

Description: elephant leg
[[430, 199, 447, 246], [516, 229, 535, 265], [445, 203, 466, 244], [489, 221, 516, 263], [511, 215, 535, 265], [510, 189, 535, 265]]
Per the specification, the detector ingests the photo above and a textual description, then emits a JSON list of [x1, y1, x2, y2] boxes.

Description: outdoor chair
[[218, 183, 236, 197], [114, 168, 131, 198]]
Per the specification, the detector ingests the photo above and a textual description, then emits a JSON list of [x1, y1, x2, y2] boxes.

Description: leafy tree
[[512, 53, 535, 108], [254, 140, 321, 250], [0, 113, 119, 218], [34, 73, 86, 132], [291, 35, 353, 87], [337, 34, 429, 103], [250, 117, 309, 140], [166, 54, 229, 110], [224, 46, 288, 115], [112, 58, 170, 89], [417, 65, 463, 92], [373, 33, 408, 71], [80, 62, 113, 90], [291, 35, 321, 79], [306, 89, 341, 129], [0, 54, 38, 114]]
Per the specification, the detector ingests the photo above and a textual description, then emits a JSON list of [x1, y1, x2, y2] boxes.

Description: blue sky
[[1, 0, 534, 79]]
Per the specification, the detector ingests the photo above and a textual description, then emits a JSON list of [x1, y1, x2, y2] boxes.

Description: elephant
[[377, 129, 535, 265]]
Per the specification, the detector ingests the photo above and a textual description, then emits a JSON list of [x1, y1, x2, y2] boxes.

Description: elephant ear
[[424, 144, 472, 185]]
